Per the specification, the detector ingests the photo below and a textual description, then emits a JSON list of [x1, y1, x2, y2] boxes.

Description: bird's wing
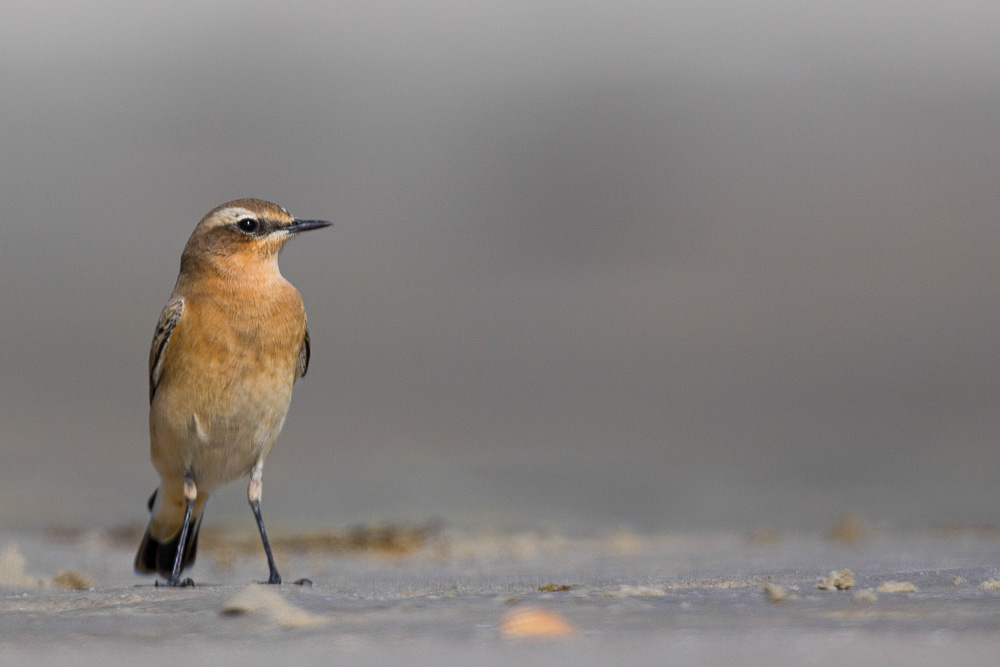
[[297, 326, 311, 379], [149, 296, 184, 403]]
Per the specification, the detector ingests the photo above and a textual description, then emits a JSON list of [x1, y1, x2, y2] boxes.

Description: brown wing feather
[[149, 296, 184, 403], [297, 326, 311, 379]]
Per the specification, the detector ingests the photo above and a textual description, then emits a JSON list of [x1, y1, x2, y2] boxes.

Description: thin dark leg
[[250, 498, 281, 584], [165, 496, 195, 587]]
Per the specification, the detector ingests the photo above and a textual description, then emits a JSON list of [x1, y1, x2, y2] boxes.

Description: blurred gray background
[[1, 1, 998, 535]]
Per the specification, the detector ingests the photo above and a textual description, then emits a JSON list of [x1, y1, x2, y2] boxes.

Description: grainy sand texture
[[2, 523, 1000, 665]]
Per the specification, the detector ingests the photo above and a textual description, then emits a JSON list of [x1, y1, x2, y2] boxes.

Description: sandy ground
[[1, 522, 1000, 665]]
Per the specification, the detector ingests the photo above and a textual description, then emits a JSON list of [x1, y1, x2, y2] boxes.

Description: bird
[[134, 199, 331, 586]]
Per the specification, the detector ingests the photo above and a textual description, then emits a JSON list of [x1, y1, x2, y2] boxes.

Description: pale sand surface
[[1, 525, 1000, 664]]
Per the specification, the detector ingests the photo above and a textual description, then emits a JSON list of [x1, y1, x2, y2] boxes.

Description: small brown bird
[[135, 199, 330, 586]]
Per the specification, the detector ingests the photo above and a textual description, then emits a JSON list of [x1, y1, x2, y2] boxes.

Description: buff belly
[[150, 375, 294, 493]]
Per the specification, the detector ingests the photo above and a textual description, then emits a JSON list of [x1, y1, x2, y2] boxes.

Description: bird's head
[[180, 199, 331, 275]]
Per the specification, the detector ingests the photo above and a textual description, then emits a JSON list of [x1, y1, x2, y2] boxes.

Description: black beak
[[289, 219, 333, 233]]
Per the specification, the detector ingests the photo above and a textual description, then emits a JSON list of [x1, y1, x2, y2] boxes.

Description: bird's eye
[[237, 218, 258, 233]]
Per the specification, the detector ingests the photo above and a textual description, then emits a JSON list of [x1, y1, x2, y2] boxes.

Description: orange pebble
[[500, 607, 576, 639]]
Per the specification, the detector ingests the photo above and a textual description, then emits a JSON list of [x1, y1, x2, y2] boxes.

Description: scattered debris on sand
[[500, 607, 576, 639], [101, 520, 442, 560], [763, 583, 789, 602], [979, 578, 1000, 591], [876, 581, 916, 593], [951, 576, 966, 586], [609, 585, 667, 597], [537, 583, 573, 592], [205, 521, 442, 558], [221, 585, 329, 629], [51, 570, 94, 590], [853, 589, 878, 603], [0, 544, 43, 588], [817, 569, 855, 590]]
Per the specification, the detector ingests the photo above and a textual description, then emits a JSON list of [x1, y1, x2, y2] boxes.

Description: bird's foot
[[259, 571, 281, 585], [157, 577, 196, 588], [293, 578, 313, 586]]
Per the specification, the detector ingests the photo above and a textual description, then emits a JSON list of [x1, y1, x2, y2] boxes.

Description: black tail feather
[[134, 513, 203, 578], [146, 488, 158, 512]]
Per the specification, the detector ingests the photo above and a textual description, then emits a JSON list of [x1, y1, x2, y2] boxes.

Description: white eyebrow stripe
[[220, 208, 257, 219]]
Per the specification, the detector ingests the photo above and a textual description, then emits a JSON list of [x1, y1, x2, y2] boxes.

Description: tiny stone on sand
[[500, 607, 576, 640], [817, 569, 855, 590], [763, 583, 789, 602], [51, 570, 94, 590], [0, 544, 43, 588], [221, 585, 329, 629], [876, 581, 916, 593]]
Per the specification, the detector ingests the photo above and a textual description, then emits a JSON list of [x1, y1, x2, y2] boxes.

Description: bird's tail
[[134, 484, 208, 577]]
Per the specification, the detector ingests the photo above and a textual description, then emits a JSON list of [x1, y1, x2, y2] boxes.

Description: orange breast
[[155, 274, 305, 434]]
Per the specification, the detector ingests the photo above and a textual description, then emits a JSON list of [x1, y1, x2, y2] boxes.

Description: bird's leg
[[248, 461, 281, 584], [165, 473, 197, 587]]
